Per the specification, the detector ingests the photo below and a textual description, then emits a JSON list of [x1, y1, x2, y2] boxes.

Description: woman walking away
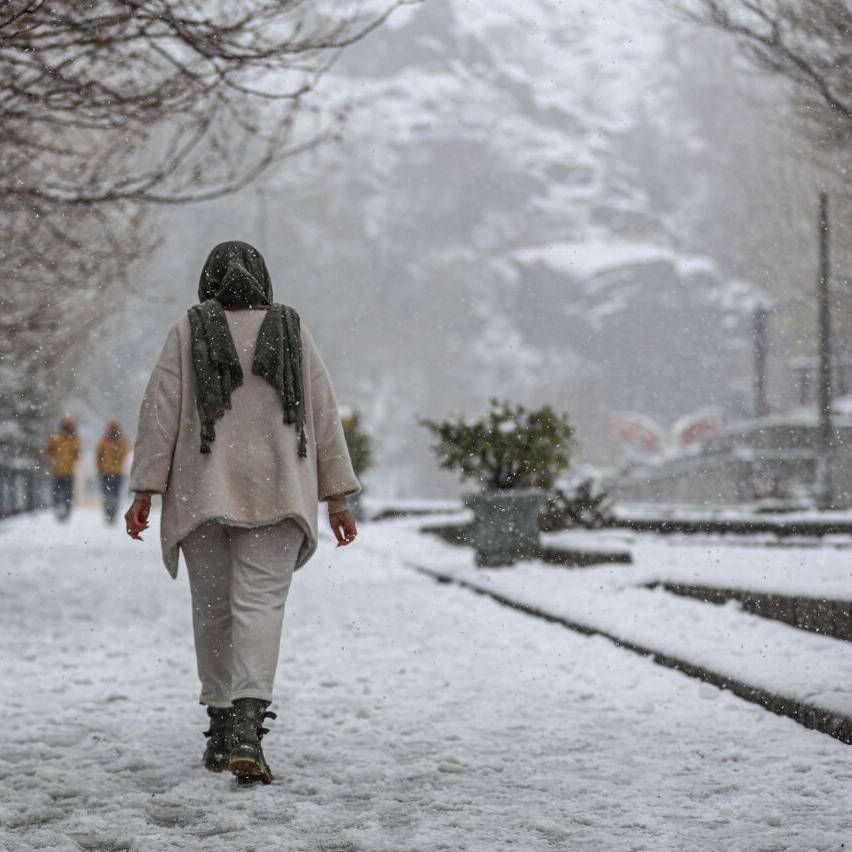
[[124, 241, 360, 785], [45, 415, 80, 522], [96, 420, 129, 524]]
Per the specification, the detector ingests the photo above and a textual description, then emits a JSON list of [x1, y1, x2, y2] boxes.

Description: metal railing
[[0, 466, 50, 519]]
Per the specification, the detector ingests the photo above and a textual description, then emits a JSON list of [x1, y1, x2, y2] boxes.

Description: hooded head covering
[[198, 241, 273, 307], [187, 241, 306, 457]]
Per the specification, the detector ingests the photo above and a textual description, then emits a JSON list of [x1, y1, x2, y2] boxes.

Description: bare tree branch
[[674, 0, 852, 146], [0, 0, 409, 461]]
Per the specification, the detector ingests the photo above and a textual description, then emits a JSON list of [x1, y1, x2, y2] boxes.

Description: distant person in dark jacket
[[96, 420, 129, 524], [45, 415, 80, 522]]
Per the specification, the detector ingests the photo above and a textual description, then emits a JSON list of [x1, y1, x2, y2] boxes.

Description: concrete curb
[[408, 561, 852, 746]]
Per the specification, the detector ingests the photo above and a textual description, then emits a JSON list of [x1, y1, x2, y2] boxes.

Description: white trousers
[[180, 519, 303, 707]]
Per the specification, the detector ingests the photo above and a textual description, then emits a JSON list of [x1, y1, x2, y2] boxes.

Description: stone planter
[[463, 489, 546, 567]]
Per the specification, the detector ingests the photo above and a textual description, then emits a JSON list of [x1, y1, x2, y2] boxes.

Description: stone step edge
[[407, 561, 852, 747], [609, 516, 852, 537], [371, 507, 461, 522], [648, 582, 852, 643]]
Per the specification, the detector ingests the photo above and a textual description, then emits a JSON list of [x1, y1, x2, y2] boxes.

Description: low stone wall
[[610, 451, 753, 506], [421, 522, 632, 567]]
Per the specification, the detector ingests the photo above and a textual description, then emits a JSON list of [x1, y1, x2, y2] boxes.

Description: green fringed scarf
[[187, 241, 306, 457]]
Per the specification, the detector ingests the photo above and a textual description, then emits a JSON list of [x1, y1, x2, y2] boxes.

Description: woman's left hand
[[330, 510, 357, 547]]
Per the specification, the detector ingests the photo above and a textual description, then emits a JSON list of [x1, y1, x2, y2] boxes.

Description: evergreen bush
[[422, 399, 574, 491]]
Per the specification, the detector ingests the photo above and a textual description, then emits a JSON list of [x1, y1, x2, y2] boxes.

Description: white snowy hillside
[[288, 0, 771, 467]]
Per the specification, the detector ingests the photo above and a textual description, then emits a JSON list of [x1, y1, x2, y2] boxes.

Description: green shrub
[[421, 398, 574, 491], [342, 410, 372, 479]]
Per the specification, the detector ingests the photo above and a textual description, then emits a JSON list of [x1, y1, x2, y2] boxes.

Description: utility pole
[[753, 304, 769, 419], [816, 191, 833, 510]]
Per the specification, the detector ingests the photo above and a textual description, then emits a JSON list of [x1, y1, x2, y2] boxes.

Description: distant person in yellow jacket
[[96, 420, 130, 524], [45, 415, 81, 521]]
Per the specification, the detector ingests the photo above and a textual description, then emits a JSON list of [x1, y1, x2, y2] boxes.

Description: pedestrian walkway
[[2, 510, 852, 851]]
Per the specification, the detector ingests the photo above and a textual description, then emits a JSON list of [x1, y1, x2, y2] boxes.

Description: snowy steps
[[648, 582, 852, 643], [403, 552, 852, 746]]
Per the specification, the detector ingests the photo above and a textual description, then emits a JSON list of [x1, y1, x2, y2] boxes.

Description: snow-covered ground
[[3, 509, 852, 850], [402, 517, 852, 716]]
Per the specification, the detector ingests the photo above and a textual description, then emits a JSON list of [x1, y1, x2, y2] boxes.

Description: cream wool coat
[[129, 309, 360, 577]]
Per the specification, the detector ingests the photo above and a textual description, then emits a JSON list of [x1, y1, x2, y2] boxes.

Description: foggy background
[[54, 0, 852, 497]]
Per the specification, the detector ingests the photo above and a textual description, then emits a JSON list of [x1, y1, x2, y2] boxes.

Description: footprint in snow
[[437, 755, 468, 773]]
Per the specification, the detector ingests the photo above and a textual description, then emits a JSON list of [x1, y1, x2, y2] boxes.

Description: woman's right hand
[[330, 510, 357, 547], [125, 493, 151, 540]]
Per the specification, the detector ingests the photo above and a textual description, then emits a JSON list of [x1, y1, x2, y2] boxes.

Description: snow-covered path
[[2, 510, 852, 851]]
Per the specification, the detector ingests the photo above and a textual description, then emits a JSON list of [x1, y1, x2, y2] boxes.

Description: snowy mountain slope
[[294, 0, 763, 470]]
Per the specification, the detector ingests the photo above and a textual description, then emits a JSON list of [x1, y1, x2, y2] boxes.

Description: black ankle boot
[[202, 706, 234, 772], [229, 698, 277, 785]]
